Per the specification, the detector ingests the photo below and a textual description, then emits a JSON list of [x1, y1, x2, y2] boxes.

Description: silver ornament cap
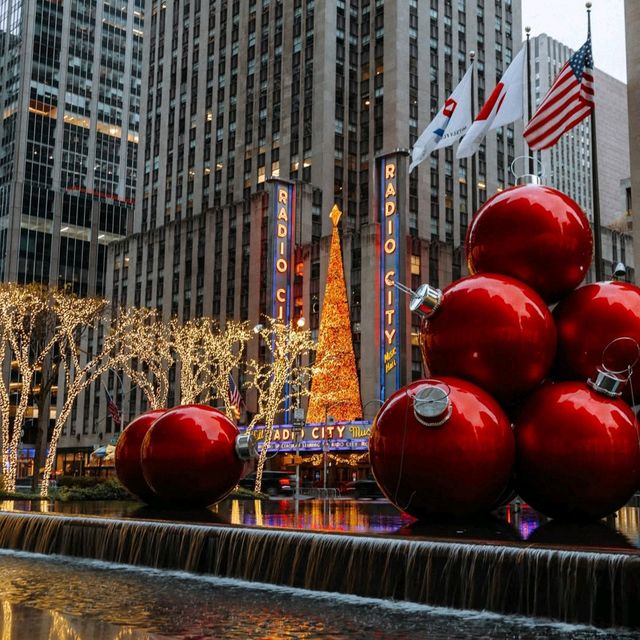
[[587, 368, 625, 398], [409, 283, 443, 318], [235, 433, 258, 460], [413, 383, 452, 427]]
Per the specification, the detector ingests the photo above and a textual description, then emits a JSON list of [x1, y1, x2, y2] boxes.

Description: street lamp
[[293, 316, 306, 501], [361, 398, 384, 421]]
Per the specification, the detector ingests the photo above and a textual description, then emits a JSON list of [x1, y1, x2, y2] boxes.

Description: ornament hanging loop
[[600, 336, 640, 376], [510, 155, 545, 185]]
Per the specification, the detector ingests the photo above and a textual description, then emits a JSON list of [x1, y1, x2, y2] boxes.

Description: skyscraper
[[0, 0, 143, 295], [109, 0, 523, 429], [0, 0, 144, 473]]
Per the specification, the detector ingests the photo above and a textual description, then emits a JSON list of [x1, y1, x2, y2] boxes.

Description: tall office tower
[[0, 0, 143, 294], [625, 0, 640, 284], [108, 0, 522, 436], [529, 34, 633, 280], [0, 0, 144, 473]]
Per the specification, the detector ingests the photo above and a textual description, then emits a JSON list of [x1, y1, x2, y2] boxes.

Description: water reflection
[[0, 599, 149, 640], [213, 498, 416, 533], [0, 551, 635, 640], [1, 497, 639, 550]]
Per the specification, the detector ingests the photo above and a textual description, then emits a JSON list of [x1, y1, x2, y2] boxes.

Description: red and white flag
[[409, 64, 474, 172], [457, 47, 525, 158], [524, 37, 594, 150]]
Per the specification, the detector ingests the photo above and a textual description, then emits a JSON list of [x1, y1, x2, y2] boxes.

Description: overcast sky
[[521, 0, 626, 83]]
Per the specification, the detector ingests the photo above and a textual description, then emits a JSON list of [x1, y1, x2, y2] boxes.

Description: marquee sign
[[241, 421, 372, 453]]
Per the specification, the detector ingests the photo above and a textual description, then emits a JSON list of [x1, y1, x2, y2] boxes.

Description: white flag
[[409, 64, 474, 172], [456, 47, 525, 159]]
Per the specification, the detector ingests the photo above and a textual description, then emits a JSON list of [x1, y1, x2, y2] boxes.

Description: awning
[[91, 444, 115, 460]]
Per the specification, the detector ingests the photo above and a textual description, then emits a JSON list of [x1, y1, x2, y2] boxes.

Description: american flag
[[104, 388, 121, 427], [524, 37, 594, 151], [228, 373, 243, 420]]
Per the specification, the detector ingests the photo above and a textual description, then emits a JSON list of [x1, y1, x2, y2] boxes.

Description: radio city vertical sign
[[270, 180, 296, 324], [377, 151, 408, 401]]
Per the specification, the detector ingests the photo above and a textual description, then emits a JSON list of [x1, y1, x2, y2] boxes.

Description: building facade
[[0, 0, 144, 473], [0, 0, 143, 293], [625, 0, 640, 283], [530, 33, 634, 281], [91, 0, 523, 452]]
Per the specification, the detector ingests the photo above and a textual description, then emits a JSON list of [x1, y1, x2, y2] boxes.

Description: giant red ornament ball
[[514, 381, 640, 520], [554, 280, 640, 403], [420, 273, 556, 404], [141, 404, 245, 507], [465, 183, 593, 303], [115, 409, 166, 502], [369, 377, 515, 519]]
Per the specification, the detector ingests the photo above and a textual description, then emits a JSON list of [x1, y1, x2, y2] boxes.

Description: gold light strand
[[306, 452, 368, 467]]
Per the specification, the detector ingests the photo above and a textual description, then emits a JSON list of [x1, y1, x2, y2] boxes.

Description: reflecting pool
[[0, 550, 636, 639]]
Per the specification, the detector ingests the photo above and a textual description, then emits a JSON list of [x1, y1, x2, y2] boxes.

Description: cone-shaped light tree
[[306, 205, 362, 422]]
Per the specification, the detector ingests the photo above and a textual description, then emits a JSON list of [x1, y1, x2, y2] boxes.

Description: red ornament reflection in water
[[141, 404, 245, 507]]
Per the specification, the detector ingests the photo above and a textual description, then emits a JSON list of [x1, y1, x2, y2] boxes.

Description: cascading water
[[0, 512, 637, 629]]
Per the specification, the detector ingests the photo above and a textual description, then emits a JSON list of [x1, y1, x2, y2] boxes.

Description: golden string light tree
[[172, 318, 250, 412], [246, 318, 316, 493], [117, 309, 173, 410], [0, 284, 78, 492], [40, 296, 155, 496], [200, 320, 252, 419], [0, 284, 20, 475], [306, 205, 362, 422], [40, 305, 160, 495]]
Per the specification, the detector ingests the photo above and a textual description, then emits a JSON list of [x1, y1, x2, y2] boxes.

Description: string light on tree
[[245, 317, 316, 493], [40, 305, 164, 495], [117, 309, 173, 410]]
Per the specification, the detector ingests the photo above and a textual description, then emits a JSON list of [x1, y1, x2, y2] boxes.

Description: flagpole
[[525, 26, 534, 175], [469, 50, 478, 215], [586, 2, 603, 280]]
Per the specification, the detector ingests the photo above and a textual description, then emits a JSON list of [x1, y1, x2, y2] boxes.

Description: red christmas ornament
[[554, 281, 640, 403], [369, 377, 515, 519], [417, 273, 556, 404], [465, 182, 593, 303], [115, 409, 166, 502], [514, 380, 640, 520], [141, 405, 255, 507]]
